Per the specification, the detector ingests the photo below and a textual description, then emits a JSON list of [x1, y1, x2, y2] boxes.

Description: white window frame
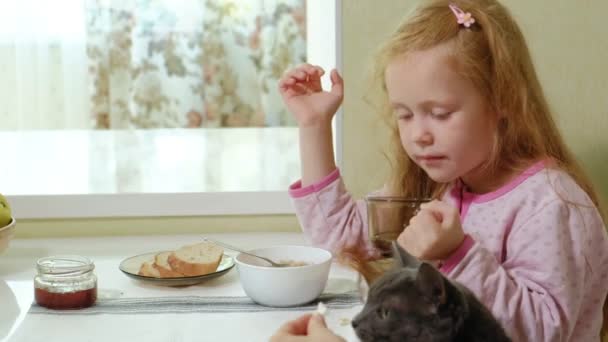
[[8, 0, 343, 219]]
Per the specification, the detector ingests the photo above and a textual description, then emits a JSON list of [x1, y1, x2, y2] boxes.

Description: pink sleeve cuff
[[439, 234, 475, 275], [288, 168, 341, 198]]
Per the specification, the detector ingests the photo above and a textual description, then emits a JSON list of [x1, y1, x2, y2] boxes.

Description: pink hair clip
[[449, 3, 476, 28]]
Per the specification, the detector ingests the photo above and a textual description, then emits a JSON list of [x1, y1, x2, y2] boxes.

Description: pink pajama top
[[289, 161, 608, 341]]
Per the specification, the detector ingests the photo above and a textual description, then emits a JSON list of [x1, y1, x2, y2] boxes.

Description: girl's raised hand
[[397, 200, 465, 261], [278, 64, 344, 127]]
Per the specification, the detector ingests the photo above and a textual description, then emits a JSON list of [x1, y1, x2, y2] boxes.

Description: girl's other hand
[[278, 64, 344, 127], [397, 200, 465, 261], [269, 313, 346, 342]]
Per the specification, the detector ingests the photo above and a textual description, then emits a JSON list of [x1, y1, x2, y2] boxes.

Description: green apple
[[0, 193, 12, 227]]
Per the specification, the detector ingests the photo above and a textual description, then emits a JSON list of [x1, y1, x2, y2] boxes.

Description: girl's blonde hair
[[370, 0, 607, 337]]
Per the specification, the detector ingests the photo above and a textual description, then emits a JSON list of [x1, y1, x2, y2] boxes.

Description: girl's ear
[[391, 241, 420, 268], [415, 263, 446, 306]]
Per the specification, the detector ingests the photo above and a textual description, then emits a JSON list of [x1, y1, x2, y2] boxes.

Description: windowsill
[[2, 128, 299, 218], [9, 192, 294, 218]]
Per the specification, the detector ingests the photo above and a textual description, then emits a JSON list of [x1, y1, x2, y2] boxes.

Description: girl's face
[[385, 43, 498, 192]]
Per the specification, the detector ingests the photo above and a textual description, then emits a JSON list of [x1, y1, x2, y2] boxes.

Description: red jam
[[35, 287, 97, 309]]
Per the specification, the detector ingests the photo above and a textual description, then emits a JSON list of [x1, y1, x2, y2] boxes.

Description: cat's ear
[[391, 241, 420, 268], [416, 263, 447, 306]]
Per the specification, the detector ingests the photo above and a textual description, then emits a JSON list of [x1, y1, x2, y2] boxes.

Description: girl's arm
[[281, 65, 375, 256], [289, 170, 379, 258], [278, 65, 344, 186], [442, 200, 608, 341], [298, 123, 337, 187]]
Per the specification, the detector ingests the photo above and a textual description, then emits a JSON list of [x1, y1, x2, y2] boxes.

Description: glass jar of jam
[[34, 255, 97, 309]]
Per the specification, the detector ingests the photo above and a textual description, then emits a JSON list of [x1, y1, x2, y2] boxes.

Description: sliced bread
[[167, 242, 223, 276], [138, 261, 161, 278], [153, 251, 185, 278]]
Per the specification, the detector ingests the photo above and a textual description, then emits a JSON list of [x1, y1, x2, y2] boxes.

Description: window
[[0, 0, 341, 218]]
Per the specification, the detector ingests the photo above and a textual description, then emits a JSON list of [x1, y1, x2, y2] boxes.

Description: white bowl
[[235, 245, 332, 307], [0, 218, 16, 255]]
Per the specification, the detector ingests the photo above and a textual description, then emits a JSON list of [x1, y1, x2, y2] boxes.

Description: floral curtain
[[86, 0, 306, 129]]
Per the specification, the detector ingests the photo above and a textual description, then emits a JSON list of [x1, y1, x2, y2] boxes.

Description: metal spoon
[[203, 238, 289, 267]]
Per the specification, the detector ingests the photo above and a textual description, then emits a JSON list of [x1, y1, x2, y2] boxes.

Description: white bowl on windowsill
[[0, 218, 16, 255], [235, 245, 333, 307]]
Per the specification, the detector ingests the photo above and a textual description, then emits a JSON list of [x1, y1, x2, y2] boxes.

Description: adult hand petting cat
[[397, 199, 465, 261], [270, 313, 346, 342]]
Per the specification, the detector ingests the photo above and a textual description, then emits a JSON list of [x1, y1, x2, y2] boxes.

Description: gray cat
[[351, 242, 511, 342]]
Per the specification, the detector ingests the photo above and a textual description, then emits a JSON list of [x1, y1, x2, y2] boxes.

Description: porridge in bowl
[[278, 259, 310, 267]]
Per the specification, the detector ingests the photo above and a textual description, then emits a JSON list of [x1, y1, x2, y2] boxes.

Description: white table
[[0, 233, 363, 342]]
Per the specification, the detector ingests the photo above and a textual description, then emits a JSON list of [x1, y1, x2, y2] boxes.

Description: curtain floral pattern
[[86, 0, 306, 129]]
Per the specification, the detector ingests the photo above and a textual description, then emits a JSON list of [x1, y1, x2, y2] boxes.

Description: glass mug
[[365, 196, 431, 257]]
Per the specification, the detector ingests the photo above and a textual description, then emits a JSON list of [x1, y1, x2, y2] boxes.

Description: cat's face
[[352, 268, 441, 341], [352, 242, 461, 342]]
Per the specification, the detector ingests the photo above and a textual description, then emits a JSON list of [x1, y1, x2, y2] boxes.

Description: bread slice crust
[[167, 242, 223, 277], [138, 261, 161, 277], [153, 251, 185, 277]]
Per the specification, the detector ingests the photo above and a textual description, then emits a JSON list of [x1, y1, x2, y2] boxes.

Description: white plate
[[119, 251, 234, 286]]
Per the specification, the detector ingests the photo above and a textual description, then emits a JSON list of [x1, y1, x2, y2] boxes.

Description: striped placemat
[[29, 292, 362, 315]]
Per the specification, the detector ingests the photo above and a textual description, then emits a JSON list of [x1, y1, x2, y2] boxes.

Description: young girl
[[272, 0, 608, 341]]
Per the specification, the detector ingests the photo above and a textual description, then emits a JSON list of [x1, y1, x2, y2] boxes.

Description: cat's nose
[[351, 319, 359, 329]]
